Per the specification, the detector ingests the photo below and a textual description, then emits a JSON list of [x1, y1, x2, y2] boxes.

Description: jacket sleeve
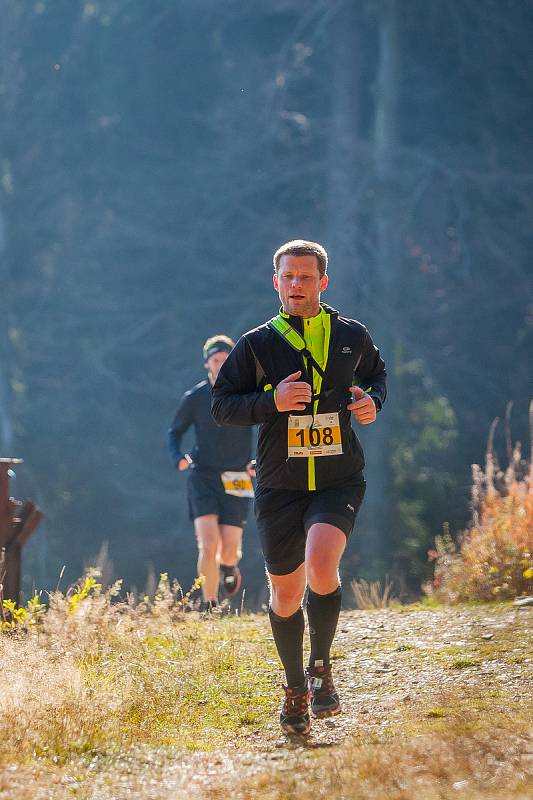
[[356, 329, 387, 411], [167, 392, 194, 466], [211, 335, 277, 426]]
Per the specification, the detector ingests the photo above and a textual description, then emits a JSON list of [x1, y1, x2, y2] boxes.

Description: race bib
[[287, 413, 343, 458], [221, 471, 254, 498]]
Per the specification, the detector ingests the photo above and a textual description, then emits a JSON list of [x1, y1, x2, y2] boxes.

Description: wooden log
[[3, 542, 21, 605], [15, 503, 43, 548], [0, 459, 42, 603]]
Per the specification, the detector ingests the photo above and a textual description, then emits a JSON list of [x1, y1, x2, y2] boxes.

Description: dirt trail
[[2, 605, 531, 800]]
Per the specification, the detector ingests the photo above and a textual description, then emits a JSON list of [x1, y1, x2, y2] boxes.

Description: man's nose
[[290, 276, 302, 287]]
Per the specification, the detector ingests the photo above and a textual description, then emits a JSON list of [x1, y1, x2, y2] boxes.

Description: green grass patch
[[76, 617, 278, 751], [426, 707, 446, 718], [450, 657, 481, 669]]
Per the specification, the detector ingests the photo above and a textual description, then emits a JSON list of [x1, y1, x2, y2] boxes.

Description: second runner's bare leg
[[219, 524, 244, 596], [194, 514, 221, 605]]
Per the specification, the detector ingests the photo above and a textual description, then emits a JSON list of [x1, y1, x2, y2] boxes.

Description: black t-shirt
[[168, 380, 252, 473]]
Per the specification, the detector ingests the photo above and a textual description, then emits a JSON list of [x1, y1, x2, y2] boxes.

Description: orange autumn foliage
[[425, 402, 533, 603]]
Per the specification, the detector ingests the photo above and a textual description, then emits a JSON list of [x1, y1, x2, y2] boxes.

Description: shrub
[[424, 402, 533, 603]]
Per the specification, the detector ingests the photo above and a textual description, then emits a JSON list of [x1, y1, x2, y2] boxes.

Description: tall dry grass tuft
[[425, 401, 533, 603], [351, 576, 395, 609]]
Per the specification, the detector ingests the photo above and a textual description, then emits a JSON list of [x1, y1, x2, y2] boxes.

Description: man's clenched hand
[[275, 370, 312, 412], [347, 386, 377, 425]]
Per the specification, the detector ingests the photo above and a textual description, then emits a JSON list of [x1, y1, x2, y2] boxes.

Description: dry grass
[[351, 576, 396, 609], [1, 574, 531, 798], [426, 401, 533, 603], [235, 722, 533, 800], [0, 573, 277, 771]]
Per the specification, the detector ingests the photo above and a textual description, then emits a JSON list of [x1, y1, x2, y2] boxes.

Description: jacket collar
[[279, 302, 338, 333]]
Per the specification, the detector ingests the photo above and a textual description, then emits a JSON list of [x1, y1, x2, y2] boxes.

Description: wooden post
[[0, 458, 43, 604]]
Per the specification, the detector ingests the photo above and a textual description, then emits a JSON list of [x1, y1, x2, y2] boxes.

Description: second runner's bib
[[287, 413, 343, 458], [221, 471, 254, 497]]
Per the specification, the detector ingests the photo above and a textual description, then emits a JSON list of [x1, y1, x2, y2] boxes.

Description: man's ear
[[273, 272, 279, 291], [320, 274, 329, 292]]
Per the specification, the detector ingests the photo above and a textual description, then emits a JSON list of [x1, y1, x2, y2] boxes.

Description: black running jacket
[[211, 304, 386, 491]]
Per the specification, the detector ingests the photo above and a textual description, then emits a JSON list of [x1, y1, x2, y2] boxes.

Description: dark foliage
[[0, 1, 531, 603]]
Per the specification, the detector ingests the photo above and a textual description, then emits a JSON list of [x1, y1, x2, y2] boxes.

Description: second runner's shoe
[[280, 681, 311, 736], [222, 565, 242, 597], [306, 664, 341, 718]]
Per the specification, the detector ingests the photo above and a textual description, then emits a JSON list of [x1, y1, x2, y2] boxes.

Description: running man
[[212, 240, 386, 735], [168, 335, 255, 611]]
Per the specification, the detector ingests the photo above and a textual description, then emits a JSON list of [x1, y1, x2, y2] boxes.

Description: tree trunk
[[357, 0, 400, 577], [325, 2, 361, 299], [0, 209, 14, 456]]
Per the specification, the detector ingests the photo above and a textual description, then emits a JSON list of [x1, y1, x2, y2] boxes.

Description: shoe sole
[[312, 704, 341, 719], [223, 570, 242, 597], [281, 721, 311, 737]]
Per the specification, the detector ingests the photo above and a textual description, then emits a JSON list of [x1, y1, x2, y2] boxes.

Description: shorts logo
[[347, 503, 355, 512], [342, 346, 352, 354]]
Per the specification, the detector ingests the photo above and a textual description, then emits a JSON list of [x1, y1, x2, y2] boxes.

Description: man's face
[[205, 351, 229, 382], [273, 254, 328, 318]]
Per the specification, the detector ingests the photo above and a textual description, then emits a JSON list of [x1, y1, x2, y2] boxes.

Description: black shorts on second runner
[[187, 469, 250, 528], [254, 476, 366, 576]]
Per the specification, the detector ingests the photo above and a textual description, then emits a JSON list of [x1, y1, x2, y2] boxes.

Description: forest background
[[0, 0, 531, 608]]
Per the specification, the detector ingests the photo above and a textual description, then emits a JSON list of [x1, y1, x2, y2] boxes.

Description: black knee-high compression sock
[[306, 586, 342, 670], [268, 607, 305, 687]]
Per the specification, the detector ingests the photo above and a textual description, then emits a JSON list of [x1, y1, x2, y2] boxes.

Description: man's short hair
[[273, 239, 328, 278], [202, 334, 234, 361]]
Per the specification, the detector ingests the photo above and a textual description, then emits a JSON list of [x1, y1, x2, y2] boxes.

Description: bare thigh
[[194, 514, 220, 554]]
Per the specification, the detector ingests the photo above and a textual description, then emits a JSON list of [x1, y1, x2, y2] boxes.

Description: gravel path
[[2, 604, 531, 800], [251, 603, 533, 750]]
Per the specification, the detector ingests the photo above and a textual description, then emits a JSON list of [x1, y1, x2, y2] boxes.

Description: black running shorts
[[187, 469, 250, 528], [254, 476, 366, 576]]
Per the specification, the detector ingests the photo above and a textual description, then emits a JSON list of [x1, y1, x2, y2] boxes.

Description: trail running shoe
[[222, 566, 242, 597], [199, 599, 218, 614], [280, 682, 311, 737], [306, 664, 341, 719]]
